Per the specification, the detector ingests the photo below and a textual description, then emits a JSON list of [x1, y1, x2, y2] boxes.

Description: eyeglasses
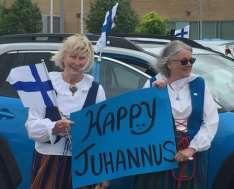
[[172, 57, 196, 65]]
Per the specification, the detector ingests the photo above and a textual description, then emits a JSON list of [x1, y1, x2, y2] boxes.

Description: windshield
[[192, 53, 234, 111]]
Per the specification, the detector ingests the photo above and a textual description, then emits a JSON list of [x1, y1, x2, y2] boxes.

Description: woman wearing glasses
[[134, 40, 219, 189]]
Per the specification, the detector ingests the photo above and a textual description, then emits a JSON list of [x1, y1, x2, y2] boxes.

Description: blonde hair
[[51, 34, 94, 72]]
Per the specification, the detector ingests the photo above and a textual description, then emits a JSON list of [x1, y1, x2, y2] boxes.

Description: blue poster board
[[71, 88, 177, 188]]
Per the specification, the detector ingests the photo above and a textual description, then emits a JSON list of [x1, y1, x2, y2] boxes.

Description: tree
[[86, 0, 138, 34], [0, 4, 9, 33], [135, 12, 167, 35], [0, 0, 42, 35]]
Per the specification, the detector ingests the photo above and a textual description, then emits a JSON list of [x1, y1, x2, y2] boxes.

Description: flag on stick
[[6, 63, 57, 108], [174, 25, 190, 38], [95, 3, 118, 53]]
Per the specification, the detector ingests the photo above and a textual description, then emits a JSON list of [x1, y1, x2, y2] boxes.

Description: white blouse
[[144, 74, 219, 152], [25, 72, 106, 156]]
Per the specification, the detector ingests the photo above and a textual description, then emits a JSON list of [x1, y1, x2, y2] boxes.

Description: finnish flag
[[95, 3, 118, 53], [6, 63, 57, 108], [174, 25, 190, 38]]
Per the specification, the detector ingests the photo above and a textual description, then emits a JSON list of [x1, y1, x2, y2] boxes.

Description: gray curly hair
[[51, 34, 94, 72], [156, 40, 192, 77]]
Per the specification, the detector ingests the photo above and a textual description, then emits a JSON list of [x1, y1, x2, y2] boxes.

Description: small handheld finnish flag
[[174, 25, 190, 38], [95, 3, 118, 54], [6, 63, 57, 108]]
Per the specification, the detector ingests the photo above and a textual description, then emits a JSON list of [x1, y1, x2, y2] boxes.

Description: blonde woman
[[25, 34, 107, 189]]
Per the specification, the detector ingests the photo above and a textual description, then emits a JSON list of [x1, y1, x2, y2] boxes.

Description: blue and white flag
[[6, 63, 57, 108], [94, 3, 118, 53], [174, 25, 190, 38]]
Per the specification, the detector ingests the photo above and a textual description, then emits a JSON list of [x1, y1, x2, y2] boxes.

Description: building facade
[[131, 0, 234, 39], [32, 0, 92, 34], [2, 0, 234, 39]]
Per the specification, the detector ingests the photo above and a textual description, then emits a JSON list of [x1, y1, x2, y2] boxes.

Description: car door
[[0, 50, 58, 189], [0, 51, 150, 189], [0, 51, 33, 189]]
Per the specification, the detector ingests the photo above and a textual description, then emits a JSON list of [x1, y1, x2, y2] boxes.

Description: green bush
[[135, 11, 167, 35]]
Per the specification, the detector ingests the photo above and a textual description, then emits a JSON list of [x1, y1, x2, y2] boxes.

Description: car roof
[[195, 39, 234, 55], [143, 45, 219, 56], [0, 33, 144, 52], [112, 33, 206, 49], [0, 42, 62, 52], [113, 33, 234, 56], [0, 36, 157, 77], [0, 42, 156, 63], [119, 35, 234, 60], [0, 33, 157, 61], [195, 39, 234, 47]]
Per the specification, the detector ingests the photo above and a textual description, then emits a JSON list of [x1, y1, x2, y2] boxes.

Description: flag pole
[[199, 0, 203, 39], [41, 60, 72, 143], [41, 60, 57, 106], [80, 0, 84, 34], [60, 0, 64, 33], [50, 0, 54, 33]]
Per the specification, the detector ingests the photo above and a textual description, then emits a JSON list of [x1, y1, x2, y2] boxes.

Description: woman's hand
[[52, 118, 73, 135], [95, 181, 109, 189], [153, 79, 167, 88], [175, 147, 196, 162]]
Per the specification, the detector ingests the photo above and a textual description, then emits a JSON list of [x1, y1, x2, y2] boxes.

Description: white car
[[128, 37, 234, 112]]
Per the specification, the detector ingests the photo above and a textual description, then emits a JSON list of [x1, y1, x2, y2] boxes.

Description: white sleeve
[[143, 79, 151, 88], [25, 107, 57, 143], [96, 84, 106, 103], [143, 74, 167, 89], [189, 87, 219, 152]]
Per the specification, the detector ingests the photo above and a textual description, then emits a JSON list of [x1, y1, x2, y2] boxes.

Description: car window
[[0, 53, 22, 97], [0, 51, 60, 98], [0, 51, 150, 100], [192, 54, 234, 111], [23, 51, 60, 72], [95, 58, 149, 98]]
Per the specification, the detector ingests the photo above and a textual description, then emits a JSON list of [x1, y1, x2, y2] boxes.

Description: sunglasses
[[172, 57, 196, 65]]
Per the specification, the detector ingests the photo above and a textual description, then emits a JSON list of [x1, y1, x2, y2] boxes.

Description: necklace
[[69, 85, 78, 96], [62, 73, 83, 96]]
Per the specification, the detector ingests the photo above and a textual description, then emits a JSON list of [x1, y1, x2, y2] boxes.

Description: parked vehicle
[[126, 36, 234, 189], [0, 34, 154, 189], [128, 37, 234, 112], [0, 34, 234, 189]]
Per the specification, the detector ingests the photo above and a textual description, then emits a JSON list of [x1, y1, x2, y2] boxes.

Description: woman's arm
[[189, 86, 219, 152], [25, 107, 57, 143]]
